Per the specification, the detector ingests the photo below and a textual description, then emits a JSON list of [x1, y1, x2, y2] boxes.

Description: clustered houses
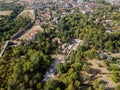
[[33, 0, 100, 29], [26, 31, 38, 41], [18, 0, 100, 42], [105, 0, 120, 5]]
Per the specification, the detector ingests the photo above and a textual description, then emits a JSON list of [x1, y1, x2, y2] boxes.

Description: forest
[[0, 2, 21, 10], [0, 32, 58, 90], [0, 5, 31, 42], [0, 16, 31, 41]]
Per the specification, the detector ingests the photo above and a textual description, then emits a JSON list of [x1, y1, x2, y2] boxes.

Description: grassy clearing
[[18, 10, 35, 20], [19, 25, 43, 40]]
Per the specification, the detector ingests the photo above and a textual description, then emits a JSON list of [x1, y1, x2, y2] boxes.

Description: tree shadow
[[90, 68, 101, 74], [105, 87, 114, 90], [87, 62, 93, 66]]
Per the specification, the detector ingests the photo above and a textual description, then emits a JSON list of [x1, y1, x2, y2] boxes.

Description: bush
[[106, 55, 113, 61], [110, 75, 119, 83], [115, 84, 120, 90], [99, 53, 106, 60], [36, 82, 42, 90], [84, 49, 95, 59]]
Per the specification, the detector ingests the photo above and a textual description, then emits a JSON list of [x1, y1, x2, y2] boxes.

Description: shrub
[[99, 53, 106, 60]]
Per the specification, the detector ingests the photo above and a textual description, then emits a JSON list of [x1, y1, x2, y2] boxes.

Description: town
[[0, 0, 120, 90]]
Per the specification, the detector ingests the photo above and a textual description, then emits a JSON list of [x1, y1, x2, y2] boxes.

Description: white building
[[105, 0, 120, 5]]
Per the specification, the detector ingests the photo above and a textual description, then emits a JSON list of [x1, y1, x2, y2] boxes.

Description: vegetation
[[0, 3, 25, 41], [9, 5, 24, 19], [115, 84, 120, 90], [0, 1, 120, 90], [0, 31, 58, 89], [0, 2, 22, 10], [57, 11, 120, 53], [0, 16, 31, 41]]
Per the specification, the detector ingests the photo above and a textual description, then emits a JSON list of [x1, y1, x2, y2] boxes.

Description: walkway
[[0, 40, 9, 57]]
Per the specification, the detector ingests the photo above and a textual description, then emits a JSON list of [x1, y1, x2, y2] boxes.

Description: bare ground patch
[[19, 25, 43, 40], [87, 59, 120, 88], [18, 9, 35, 21], [0, 11, 12, 16]]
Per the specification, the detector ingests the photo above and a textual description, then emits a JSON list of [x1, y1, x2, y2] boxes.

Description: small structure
[[52, 38, 61, 44], [26, 31, 38, 41], [35, 19, 40, 25], [17, 41, 22, 45]]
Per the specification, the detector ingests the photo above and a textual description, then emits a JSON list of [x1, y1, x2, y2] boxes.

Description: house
[[52, 38, 61, 44], [35, 19, 40, 25]]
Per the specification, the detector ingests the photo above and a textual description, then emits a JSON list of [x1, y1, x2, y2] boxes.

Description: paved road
[[11, 21, 34, 40]]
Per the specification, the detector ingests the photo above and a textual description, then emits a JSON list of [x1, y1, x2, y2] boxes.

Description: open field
[[18, 9, 35, 20], [19, 25, 43, 40], [87, 59, 120, 89], [0, 11, 12, 16], [87, 60, 109, 74]]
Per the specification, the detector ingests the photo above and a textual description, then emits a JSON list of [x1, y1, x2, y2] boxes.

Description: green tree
[[82, 64, 90, 73], [115, 84, 120, 90], [65, 83, 75, 90], [84, 49, 95, 59], [36, 82, 42, 90]]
